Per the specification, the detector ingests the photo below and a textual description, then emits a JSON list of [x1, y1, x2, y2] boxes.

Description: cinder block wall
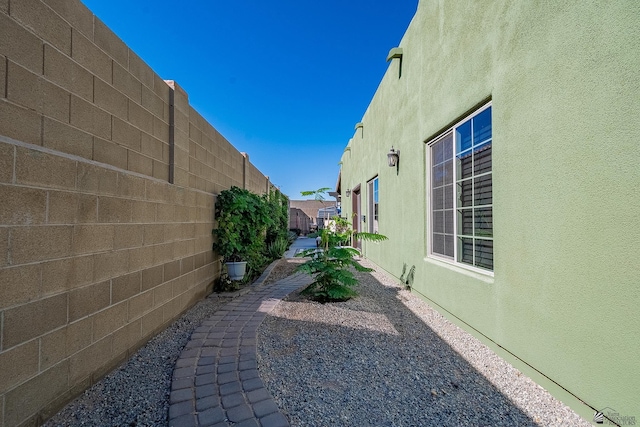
[[0, 1, 272, 426]]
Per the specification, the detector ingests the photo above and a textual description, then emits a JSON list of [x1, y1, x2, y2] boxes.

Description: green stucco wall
[[340, 1, 639, 420]]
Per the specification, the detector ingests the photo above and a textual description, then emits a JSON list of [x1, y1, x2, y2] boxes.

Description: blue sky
[[81, 0, 418, 199]]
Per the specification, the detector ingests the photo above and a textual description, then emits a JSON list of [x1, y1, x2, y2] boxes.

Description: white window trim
[[425, 102, 494, 277]]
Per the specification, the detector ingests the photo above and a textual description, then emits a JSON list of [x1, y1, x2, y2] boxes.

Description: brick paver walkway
[[168, 272, 312, 427]]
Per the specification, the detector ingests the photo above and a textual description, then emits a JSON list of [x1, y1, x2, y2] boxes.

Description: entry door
[[352, 186, 361, 250]]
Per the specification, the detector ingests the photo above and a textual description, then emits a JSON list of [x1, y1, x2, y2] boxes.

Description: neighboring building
[[289, 200, 338, 234], [317, 206, 340, 229], [339, 1, 638, 422], [289, 207, 312, 234]]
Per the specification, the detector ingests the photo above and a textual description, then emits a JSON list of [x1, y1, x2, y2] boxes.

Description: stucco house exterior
[[338, 1, 639, 422]]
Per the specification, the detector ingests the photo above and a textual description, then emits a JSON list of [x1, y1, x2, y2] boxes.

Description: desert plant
[[296, 215, 387, 302], [267, 237, 288, 260], [286, 231, 298, 245], [400, 263, 416, 290], [406, 265, 416, 288]]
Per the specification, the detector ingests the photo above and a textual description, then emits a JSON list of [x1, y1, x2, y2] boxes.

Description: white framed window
[[368, 176, 379, 233], [427, 104, 493, 271]]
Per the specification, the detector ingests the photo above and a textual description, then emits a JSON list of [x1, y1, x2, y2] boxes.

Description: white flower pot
[[226, 261, 247, 281]]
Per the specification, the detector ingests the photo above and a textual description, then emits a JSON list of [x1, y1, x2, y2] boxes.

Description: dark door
[[351, 186, 361, 250]]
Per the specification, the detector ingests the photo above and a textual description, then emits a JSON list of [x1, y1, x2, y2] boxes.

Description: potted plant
[[212, 186, 270, 281]]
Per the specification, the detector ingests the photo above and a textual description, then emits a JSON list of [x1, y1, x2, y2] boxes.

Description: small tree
[[296, 190, 387, 302], [301, 187, 331, 201]]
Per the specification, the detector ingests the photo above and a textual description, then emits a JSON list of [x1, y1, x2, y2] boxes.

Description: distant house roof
[[289, 200, 335, 220]]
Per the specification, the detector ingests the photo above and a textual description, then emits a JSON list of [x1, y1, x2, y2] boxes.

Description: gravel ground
[[263, 258, 304, 285], [43, 295, 229, 427], [44, 257, 590, 426], [43, 258, 298, 427], [257, 259, 591, 427]]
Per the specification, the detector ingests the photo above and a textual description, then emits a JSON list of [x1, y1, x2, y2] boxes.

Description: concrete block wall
[[0, 1, 273, 425], [245, 159, 271, 196], [188, 108, 244, 194], [0, 0, 172, 180]]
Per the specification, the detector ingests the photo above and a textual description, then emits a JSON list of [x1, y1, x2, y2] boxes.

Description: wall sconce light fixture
[[387, 146, 400, 173], [345, 188, 351, 197]]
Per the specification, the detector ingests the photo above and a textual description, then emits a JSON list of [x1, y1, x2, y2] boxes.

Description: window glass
[[444, 210, 454, 234], [457, 152, 473, 179], [474, 207, 493, 238], [368, 177, 379, 233], [444, 235, 454, 257], [444, 184, 454, 209], [473, 108, 492, 145], [474, 239, 493, 270], [474, 146, 491, 175], [433, 234, 445, 255], [433, 211, 444, 233], [459, 209, 473, 235], [433, 164, 444, 187], [430, 133, 455, 260], [433, 187, 444, 210], [428, 104, 493, 272], [434, 140, 444, 164], [456, 121, 472, 153], [458, 180, 473, 207], [474, 174, 492, 206], [443, 136, 453, 161], [459, 237, 474, 264]]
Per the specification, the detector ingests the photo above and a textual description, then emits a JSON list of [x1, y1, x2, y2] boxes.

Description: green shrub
[[212, 186, 292, 284], [286, 231, 298, 245], [296, 217, 387, 302], [212, 186, 271, 263], [267, 238, 288, 260], [265, 189, 289, 247], [213, 270, 241, 293]]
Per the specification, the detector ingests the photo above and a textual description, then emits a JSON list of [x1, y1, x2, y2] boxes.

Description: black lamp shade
[[387, 147, 399, 167]]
